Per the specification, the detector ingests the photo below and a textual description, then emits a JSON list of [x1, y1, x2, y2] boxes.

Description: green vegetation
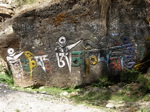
[[11, 85, 65, 96], [92, 77, 114, 88], [0, 69, 14, 85], [140, 108, 150, 112], [0, 66, 149, 111], [120, 69, 141, 83], [15, 109, 21, 112], [62, 85, 81, 93], [120, 69, 150, 92]]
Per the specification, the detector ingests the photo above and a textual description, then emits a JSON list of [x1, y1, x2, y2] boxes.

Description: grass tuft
[[0, 69, 14, 85]]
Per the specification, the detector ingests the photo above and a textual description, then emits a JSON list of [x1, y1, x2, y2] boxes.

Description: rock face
[[0, 3, 14, 22], [0, 0, 149, 87]]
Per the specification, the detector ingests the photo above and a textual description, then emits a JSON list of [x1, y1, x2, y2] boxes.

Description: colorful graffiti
[[35, 51, 53, 75], [121, 36, 135, 69], [6, 48, 24, 78], [6, 48, 53, 79], [24, 51, 36, 78], [55, 36, 82, 72], [55, 36, 136, 75], [6, 36, 136, 79]]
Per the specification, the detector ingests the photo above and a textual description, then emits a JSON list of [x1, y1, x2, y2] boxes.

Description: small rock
[[26, 88, 32, 91], [41, 91, 46, 94], [118, 89, 123, 93], [0, 72, 5, 74], [106, 103, 115, 108], [3, 91, 6, 93], [39, 86, 45, 90], [92, 87, 100, 92], [110, 85, 120, 92], [115, 104, 125, 108], [108, 100, 115, 103], [127, 102, 134, 105], [60, 92, 69, 96], [84, 90, 90, 95], [118, 101, 125, 104], [33, 91, 38, 94], [12, 87, 16, 89], [4, 85, 8, 87], [70, 91, 78, 96], [0, 88, 1, 90]]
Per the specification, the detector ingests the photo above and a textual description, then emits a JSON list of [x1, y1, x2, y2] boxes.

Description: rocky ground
[[0, 83, 104, 112], [0, 82, 150, 112]]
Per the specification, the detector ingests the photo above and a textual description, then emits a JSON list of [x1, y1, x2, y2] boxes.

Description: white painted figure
[[34, 55, 49, 72], [55, 36, 82, 72], [6, 48, 24, 78]]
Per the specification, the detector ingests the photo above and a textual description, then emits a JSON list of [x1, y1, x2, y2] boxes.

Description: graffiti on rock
[[6, 48, 24, 78], [35, 51, 53, 75], [54, 36, 136, 76], [20, 58, 30, 75], [24, 51, 37, 78], [55, 36, 82, 72], [84, 50, 100, 76], [6, 48, 53, 79], [34, 55, 49, 72], [6, 36, 136, 79], [121, 36, 135, 69]]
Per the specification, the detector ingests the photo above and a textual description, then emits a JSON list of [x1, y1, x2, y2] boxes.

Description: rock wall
[[0, 0, 149, 87]]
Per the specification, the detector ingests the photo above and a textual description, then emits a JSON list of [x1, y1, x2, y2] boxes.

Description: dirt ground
[[0, 83, 104, 112]]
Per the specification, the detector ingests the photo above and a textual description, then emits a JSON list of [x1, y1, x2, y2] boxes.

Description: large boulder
[[0, 0, 149, 87]]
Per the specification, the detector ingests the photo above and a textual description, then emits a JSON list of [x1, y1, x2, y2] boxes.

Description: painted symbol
[[71, 51, 85, 76], [24, 51, 37, 78], [109, 58, 122, 71], [89, 55, 98, 65], [82, 39, 99, 50], [6, 48, 24, 63], [123, 55, 135, 69], [6, 48, 24, 78], [34, 55, 49, 72], [20, 59, 30, 74], [71, 51, 84, 67], [55, 36, 82, 72]]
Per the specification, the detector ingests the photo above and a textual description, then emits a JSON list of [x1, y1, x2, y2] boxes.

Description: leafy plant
[[120, 69, 141, 83], [120, 69, 150, 93], [92, 77, 113, 88], [0, 69, 14, 85], [137, 75, 150, 92]]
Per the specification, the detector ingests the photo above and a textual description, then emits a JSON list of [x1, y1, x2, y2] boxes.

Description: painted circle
[[7, 48, 14, 55], [59, 36, 66, 44], [89, 55, 98, 65]]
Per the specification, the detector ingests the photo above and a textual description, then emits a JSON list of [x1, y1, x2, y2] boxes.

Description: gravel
[[0, 83, 104, 112]]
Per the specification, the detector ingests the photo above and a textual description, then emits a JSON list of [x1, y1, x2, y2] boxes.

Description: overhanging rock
[[1, 0, 149, 87], [0, 3, 14, 21]]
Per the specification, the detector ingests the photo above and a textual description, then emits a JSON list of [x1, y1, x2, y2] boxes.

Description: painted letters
[[55, 36, 82, 72], [34, 55, 49, 72], [6, 48, 24, 78], [24, 51, 37, 78], [121, 36, 135, 69]]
